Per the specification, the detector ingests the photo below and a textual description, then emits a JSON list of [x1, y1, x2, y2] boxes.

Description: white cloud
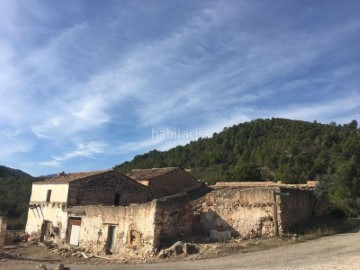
[[32, 94, 111, 139], [54, 141, 107, 161], [0, 135, 33, 159], [38, 160, 61, 167], [118, 137, 166, 154], [275, 93, 360, 122], [0, 1, 359, 175], [37, 141, 107, 169], [25, 23, 88, 79]]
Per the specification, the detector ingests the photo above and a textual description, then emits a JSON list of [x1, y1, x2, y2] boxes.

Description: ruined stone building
[[192, 181, 325, 240], [25, 170, 151, 245], [126, 167, 201, 198], [25, 168, 325, 259], [25, 168, 195, 257], [66, 193, 192, 257]]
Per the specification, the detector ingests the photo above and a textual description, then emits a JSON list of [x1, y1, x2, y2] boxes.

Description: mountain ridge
[[0, 165, 35, 229], [114, 117, 360, 214], [115, 118, 347, 181], [0, 165, 32, 178]]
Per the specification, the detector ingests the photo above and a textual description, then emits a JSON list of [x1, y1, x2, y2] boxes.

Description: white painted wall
[[26, 183, 70, 241], [30, 184, 69, 203], [25, 204, 69, 241]]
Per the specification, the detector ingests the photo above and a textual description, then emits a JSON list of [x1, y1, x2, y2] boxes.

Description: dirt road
[[2, 228, 360, 270]]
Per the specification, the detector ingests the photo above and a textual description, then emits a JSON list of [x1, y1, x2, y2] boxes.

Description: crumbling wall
[[192, 186, 323, 239], [149, 169, 201, 198], [278, 188, 317, 234], [25, 203, 68, 243], [26, 182, 70, 244], [153, 193, 193, 248], [192, 188, 277, 239], [68, 194, 193, 258], [68, 171, 151, 206], [71, 201, 157, 258], [4, 230, 23, 245], [0, 217, 6, 252]]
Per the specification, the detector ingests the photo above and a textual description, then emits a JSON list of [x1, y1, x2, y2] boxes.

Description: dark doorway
[[46, 190, 52, 202], [114, 193, 120, 206], [40, 220, 51, 242], [106, 225, 116, 254], [66, 217, 82, 245]]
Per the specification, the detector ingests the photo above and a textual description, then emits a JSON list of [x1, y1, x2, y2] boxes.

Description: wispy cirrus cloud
[[39, 141, 107, 168], [54, 141, 107, 161], [38, 160, 61, 168], [0, 0, 359, 175], [274, 93, 360, 123]]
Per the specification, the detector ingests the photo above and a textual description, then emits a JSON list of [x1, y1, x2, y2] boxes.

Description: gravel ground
[[1, 228, 360, 270]]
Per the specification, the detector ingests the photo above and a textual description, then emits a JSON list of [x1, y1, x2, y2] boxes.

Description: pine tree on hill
[[115, 118, 360, 215]]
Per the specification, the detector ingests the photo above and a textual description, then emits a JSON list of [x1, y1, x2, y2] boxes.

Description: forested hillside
[[115, 118, 360, 215], [0, 166, 34, 228]]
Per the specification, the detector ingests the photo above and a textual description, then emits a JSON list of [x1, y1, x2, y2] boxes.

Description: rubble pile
[[157, 241, 198, 259], [38, 241, 92, 259], [36, 263, 70, 270]]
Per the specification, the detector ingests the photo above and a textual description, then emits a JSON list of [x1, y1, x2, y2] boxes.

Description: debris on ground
[[209, 230, 232, 242], [157, 241, 198, 258], [36, 263, 70, 270], [0, 235, 297, 269]]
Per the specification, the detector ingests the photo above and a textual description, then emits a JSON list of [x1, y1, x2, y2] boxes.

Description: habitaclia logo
[[152, 128, 210, 141]]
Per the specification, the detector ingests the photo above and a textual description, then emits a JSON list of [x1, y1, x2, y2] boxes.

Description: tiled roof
[[35, 170, 112, 184], [126, 167, 178, 181]]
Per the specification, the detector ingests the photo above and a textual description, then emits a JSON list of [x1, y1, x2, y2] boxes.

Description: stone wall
[[4, 230, 23, 245], [192, 187, 277, 239], [69, 201, 157, 258], [68, 171, 151, 206], [153, 193, 193, 248], [67, 194, 193, 258], [148, 169, 201, 199], [0, 217, 7, 252], [192, 186, 322, 239]]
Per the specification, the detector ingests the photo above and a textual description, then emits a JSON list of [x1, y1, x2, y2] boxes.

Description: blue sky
[[0, 1, 359, 176]]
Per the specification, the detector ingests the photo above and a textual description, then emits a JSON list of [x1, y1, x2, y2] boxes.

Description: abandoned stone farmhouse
[[126, 167, 202, 198], [25, 168, 325, 258], [25, 170, 153, 243]]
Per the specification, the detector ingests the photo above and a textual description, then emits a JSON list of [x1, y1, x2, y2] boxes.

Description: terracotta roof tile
[[126, 167, 178, 181], [35, 170, 112, 184]]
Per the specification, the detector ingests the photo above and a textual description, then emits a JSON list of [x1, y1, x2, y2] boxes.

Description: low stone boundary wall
[[5, 230, 24, 245], [191, 186, 321, 239], [0, 235, 3, 252], [0, 217, 7, 252]]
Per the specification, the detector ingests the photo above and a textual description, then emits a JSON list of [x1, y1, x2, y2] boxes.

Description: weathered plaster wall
[[30, 184, 69, 203], [69, 201, 157, 258], [67, 194, 193, 258], [153, 193, 193, 248], [193, 188, 276, 239], [149, 169, 201, 198], [25, 203, 68, 243], [67, 171, 151, 206]]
